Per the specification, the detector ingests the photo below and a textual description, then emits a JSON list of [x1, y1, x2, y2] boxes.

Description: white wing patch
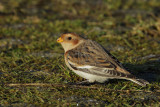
[[77, 65, 93, 69], [68, 60, 93, 68], [68, 59, 114, 70]]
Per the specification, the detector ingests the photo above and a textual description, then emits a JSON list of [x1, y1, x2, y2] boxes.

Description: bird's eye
[[68, 37, 72, 40]]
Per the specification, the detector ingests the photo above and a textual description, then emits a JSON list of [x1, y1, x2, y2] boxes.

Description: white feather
[[77, 65, 93, 69], [73, 70, 111, 83]]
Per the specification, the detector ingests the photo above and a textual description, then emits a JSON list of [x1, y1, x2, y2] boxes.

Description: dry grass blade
[[6, 83, 158, 93]]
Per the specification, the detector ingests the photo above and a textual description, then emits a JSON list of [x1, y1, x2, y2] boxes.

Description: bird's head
[[57, 33, 85, 52]]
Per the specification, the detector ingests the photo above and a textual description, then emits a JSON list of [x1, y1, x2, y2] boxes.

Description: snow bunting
[[57, 33, 149, 86]]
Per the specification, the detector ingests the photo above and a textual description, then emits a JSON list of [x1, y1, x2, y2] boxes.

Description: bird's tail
[[129, 78, 149, 86]]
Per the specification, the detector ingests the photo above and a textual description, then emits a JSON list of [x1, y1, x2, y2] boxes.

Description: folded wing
[[66, 40, 135, 79]]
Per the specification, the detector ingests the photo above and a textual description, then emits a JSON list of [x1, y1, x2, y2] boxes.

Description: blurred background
[[0, 0, 160, 54], [0, 0, 160, 106]]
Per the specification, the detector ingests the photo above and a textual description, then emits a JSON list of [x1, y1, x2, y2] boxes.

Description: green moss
[[0, 0, 160, 106]]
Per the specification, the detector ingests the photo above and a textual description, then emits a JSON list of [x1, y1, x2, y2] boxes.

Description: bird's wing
[[66, 40, 135, 78]]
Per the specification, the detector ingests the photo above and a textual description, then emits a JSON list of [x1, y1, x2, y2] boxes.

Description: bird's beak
[[57, 37, 63, 43]]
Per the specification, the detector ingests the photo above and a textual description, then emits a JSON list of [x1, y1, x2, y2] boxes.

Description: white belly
[[73, 70, 111, 83]]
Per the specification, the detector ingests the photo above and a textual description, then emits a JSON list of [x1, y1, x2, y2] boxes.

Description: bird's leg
[[68, 80, 95, 85], [76, 80, 90, 85], [76, 80, 96, 85]]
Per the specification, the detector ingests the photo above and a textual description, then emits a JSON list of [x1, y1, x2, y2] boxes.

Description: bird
[[57, 33, 149, 86]]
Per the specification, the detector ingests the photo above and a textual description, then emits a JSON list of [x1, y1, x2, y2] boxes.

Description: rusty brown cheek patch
[[72, 40, 79, 45]]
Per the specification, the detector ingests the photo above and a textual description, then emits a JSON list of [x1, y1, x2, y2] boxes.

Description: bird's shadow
[[122, 60, 160, 83]]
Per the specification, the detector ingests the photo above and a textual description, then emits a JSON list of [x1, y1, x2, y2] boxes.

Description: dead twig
[[5, 83, 159, 93]]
